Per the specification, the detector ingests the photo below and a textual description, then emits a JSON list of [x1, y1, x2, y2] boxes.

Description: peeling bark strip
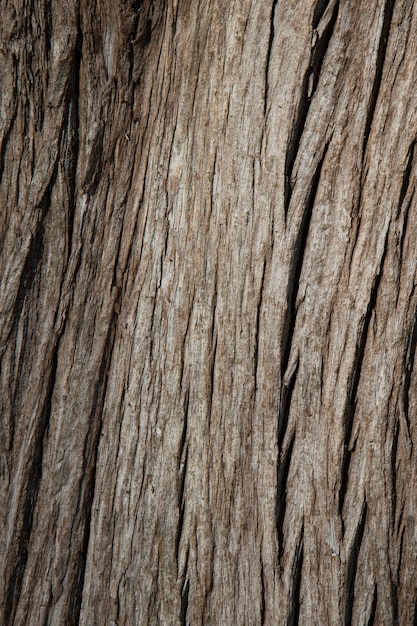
[[1, 0, 417, 624]]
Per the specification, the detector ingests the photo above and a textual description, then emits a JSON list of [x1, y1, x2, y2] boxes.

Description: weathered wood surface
[[1, 0, 417, 623]]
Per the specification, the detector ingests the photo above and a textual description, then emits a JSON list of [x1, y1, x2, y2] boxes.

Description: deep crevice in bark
[[176, 447, 188, 564], [288, 525, 304, 626], [82, 125, 105, 196], [4, 343, 59, 626], [308, 0, 339, 99], [0, 92, 17, 188], [400, 297, 417, 452], [180, 578, 190, 625], [339, 229, 389, 515], [397, 140, 416, 217], [263, 0, 278, 117], [368, 584, 378, 626], [6, 158, 57, 381], [281, 142, 329, 380], [312, 0, 334, 29], [260, 560, 266, 625], [278, 360, 298, 449], [254, 259, 266, 392], [362, 0, 396, 159], [69, 310, 119, 624], [283, 5, 337, 215], [276, 432, 295, 560], [64, 21, 82, 262], [345, 500, 367, 626], [391, 417, 399, 526]]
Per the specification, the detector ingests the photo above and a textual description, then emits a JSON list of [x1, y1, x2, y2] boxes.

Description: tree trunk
[[1, 0, 417, 623]]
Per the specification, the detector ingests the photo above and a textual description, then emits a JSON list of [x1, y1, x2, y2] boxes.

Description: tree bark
[[1, 0, 417, 623]]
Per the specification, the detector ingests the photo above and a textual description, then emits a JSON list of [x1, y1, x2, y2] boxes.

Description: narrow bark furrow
[[312, 0, 335, 30], [397, 140, 416, 217], [254, 259, 266, 392], [368, 585, 378, 626], [3, 344, 59, 625], [362, 0, 396, 158], [70, 310, 119, 622], [264, 0, 278, 117], [339, 228, 389, 516], [345, 500, 367, 626], [287, 525, 304, 626], [276, 432, 295, 560], [175, 447, 188, 564], [400, 299, 417, 454], [278, 358, 298, 449], [3, 0, 417, 623], [283, 4, 337, 215], [180, 579, 190, 625], [260, 562, 266, 625], [281, 142, 329, 381]]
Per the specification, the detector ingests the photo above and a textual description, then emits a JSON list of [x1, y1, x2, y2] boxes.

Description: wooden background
[[1, 0, 417, 623]]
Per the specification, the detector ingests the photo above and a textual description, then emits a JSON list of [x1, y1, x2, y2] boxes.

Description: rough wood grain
[[1, 0, 417, 624]]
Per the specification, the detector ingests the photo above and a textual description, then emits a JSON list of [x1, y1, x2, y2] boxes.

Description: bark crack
[[4, 339, 60, 625], [362, 0, 396, 159], [263, 0, 278, 118], [284, 2, 338, 215], [281, 141, 329, 380], [345, 500, 367, 626], [397, 140, 416, 218], [288, 523, 304, 626], [339, 227, 389, 515], [276, 431, 295, 561]]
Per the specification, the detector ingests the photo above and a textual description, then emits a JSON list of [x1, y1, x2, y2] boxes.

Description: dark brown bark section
[[1, 0, 417, 624]]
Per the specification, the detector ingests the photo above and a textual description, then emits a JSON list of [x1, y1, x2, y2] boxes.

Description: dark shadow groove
[[276, 432, 295, 560], [180, 578, 190, 626], [401, 300, 417, 450], [69, 307, 119, 625], [368, 584, 378, 626], [64, 21, 82, 261], [345, 501, 367, 626], [288, 524, 304, 626], [178, 389, 189, 469], [362, 0, 396, 158], [284, 3, 338, 215], [264, 0, 279, 117], [254, 259, 267, 392], [3, 343, 59, 626], [338, 228, 389, 515], [5, 159, 57, 390], [0, 90, 18, 190], [260, 560, 266, 625], [391, 578, 399, 625], [397, 140, 416, 216], [278, 361, 298, 448], [284, 70, 311, 216], [309, 0, 339, 99], [82, 124, 104, 196], [313, 0, 333, 29], [281, 142, 329, 379], [390, 418, 399, 527], [175, 448, 188, 563]]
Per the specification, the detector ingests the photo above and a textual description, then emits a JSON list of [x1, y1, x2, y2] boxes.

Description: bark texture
[[1, 0, 417, 624]]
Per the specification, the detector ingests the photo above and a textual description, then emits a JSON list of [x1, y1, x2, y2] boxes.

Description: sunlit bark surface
[[1, 0, 417, 623]]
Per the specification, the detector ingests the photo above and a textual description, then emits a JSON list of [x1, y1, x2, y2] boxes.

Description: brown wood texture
[[1, 0, 417, 624]]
